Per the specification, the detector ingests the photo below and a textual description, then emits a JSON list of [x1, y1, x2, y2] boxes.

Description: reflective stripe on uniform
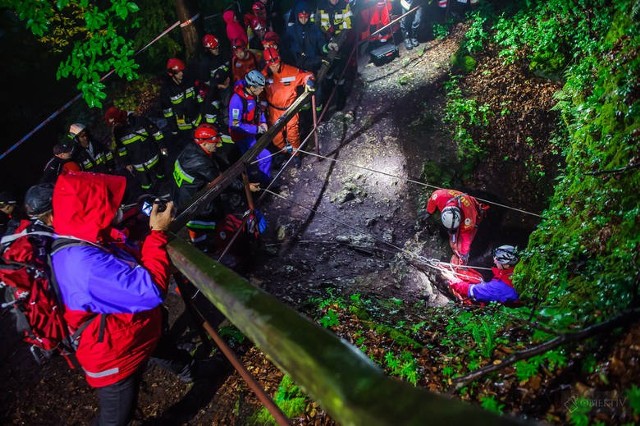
[[84, 366, 120, 378], [119, 130, 149, 146], [132, 154, 159, 172], [186, 219, 217, 230], [173, 159, 195, 187]]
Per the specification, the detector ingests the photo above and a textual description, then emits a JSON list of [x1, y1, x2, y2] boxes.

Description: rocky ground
[[3, 22, 633, 426]]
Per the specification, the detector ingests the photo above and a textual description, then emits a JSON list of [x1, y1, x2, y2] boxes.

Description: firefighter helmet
[[202, 34, 219, 49], [245, 70, 266, 87], [493, 245, 519, 266], [25, 183, 54, 218], [104, 106, 128, 126], [194, 124, 220, 143], [263, 47, 280, 64], [441, 206, 461, 232], [166, 58, 186, 73]]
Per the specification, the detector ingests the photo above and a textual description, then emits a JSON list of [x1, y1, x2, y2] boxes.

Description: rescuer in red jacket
[[262, 47, 314, 168], [51, 172, 175, 425], [421, 188, 488, 265]]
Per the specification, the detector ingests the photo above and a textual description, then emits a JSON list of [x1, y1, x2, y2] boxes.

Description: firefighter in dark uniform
[[104, 106, 166, 194], [171, 124, 225, 245], [316, 0, 355, 110], [40, 140, 81, 184], [196, 34, 231, 127], [68, 123, 115, 174], [160, 58, 203, 159]]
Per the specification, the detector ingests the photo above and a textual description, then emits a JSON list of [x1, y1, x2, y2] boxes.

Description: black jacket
[[171, 142, 221, 215], [73, 138, 115, 173], [113, 114, 164, 170], [160, 73, 202, 132]]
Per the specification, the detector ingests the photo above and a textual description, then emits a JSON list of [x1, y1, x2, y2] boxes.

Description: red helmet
[[231, 38, 247, 50], [263, 31, 280, 44], [202, 34, 219, 49], [194, 124, 220, 143], [104, 106, 127, 126], [250, 17, 265, 32], [263, 47, 280, 65], [166, 58, 186, 72], [252, 1, 266, 14]]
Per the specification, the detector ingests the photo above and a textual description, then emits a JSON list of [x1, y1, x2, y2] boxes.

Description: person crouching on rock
[[419, 188, 489, 265]]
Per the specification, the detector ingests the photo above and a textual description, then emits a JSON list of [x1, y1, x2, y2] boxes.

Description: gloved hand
[[327, 42, 339, 52], [258, 123, 268, 134], [417, 210, 430, 224], [305, 78, 315, 92]]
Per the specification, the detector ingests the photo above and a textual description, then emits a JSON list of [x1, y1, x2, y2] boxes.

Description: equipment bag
[[370, 43, 399, 66], [0, 225, 96, 366]]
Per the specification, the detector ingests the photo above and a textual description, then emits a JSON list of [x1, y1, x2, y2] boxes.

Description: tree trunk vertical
[[175, 0, 200, 60]]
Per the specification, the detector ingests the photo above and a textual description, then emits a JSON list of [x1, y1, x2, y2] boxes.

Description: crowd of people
[[0, 1, 515, 424]]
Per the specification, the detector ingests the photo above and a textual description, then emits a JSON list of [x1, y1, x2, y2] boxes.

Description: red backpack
[[0, 221, 83, 367]]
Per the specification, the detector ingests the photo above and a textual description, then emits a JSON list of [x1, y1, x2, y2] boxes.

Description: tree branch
[[451, 308, 640, 389], [587, 162, 640, 176]]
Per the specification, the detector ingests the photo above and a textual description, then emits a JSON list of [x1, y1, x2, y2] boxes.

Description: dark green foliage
[[249, 375, 307, 425], [443, 74, 491, 168], [505, 0, 640, 325]]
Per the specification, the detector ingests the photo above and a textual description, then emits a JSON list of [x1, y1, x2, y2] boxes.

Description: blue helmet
[[245, 70, 266, 87]]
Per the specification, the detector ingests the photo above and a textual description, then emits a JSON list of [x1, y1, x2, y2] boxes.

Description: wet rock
[[382, 229, 394, 243], [333, 189, 355, 204]]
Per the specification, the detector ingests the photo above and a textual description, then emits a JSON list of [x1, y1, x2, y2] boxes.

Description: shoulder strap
[[1, 230, 56, 247]]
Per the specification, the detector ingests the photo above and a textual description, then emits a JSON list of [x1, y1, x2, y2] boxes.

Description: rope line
[[295, 148, 542, 218], [261, 187, 491, 277]]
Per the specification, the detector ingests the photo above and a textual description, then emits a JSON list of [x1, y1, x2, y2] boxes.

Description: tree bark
[[174, 0, 200, 59]]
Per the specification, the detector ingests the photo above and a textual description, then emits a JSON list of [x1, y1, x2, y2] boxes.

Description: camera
[[140, 198, 169, 217]]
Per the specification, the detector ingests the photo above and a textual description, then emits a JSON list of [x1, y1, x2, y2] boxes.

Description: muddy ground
[[1, 23, 592, 425]]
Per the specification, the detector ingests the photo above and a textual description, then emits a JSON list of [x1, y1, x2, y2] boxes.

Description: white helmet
[[441, 206, 461, 232], [68, 123, 86, 138], [493, 245, 519, 266]]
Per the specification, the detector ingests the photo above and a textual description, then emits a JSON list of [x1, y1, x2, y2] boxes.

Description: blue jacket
[[469, 278, 519, 304], [283, 2, 328, 72], [228, 80, 267, 141]]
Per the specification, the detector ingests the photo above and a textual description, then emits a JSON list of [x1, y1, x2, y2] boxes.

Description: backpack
[[0, 224, 95, 367]]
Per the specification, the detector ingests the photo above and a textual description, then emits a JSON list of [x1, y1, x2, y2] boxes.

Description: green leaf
[[480, 395, 505, 415]]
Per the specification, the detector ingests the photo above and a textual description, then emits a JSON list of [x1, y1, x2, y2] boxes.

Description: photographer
[[51, 171, 175, 425]]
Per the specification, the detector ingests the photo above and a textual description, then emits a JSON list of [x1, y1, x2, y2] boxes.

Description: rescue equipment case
[[370, 43, 399, 66]]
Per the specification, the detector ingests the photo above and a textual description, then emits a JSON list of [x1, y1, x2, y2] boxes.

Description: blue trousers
[[235, 136, 272, 184]]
